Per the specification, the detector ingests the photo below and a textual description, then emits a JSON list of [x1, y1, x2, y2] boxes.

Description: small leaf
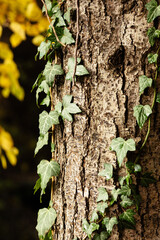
[[118, 185, 131, 197], [119, 209, 136, 229], [32, 72, 44, 92], [38, 41, 51, 59], [140, 172, 156, 187], [110, 137, 136, 167], [34, 177, 41, 195], [134, 164, 141, 172], [96, 187, 109, 202], [43, 62, 64, 86], [35, 132, 49, 155], [103, 217, 118, 233], [110, 188, 120, 204], [93, 231, 109, 240], [61, 95, 81, 121], [120, 195, 134, 208], [76, 65, 89, 76], [51, 7, 66, 27], [39, 110, 60, 136], [98, 163, 113, 180], [82, 219, 99, 239], [145, 0, 160, 23], [133, 105, 152, 129], [90, 210, 99, 222], [139, 75, 153, 95], [42, 0, 52, 12], [37, 160, 60, 194], [119, 174, 130, 185], [64, 7, 71, 23], [147, 27, 160, 46], [60, 27, 75, 45], [36, 81, 50, 107], [36, 207, 57, 238], [97, 202, 108, 215], [156, 92, 160, 103], [148, 53, 158, 64]]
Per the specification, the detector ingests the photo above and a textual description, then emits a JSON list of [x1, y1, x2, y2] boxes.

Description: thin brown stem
[[72, 0, 79, 85], [41, 0, 66, 47]]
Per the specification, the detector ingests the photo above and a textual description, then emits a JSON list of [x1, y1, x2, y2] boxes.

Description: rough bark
[[53, 0, 160, 239]]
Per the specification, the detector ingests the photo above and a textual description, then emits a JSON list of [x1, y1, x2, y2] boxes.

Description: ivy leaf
[[90, 210, 99, 222], [34, 177, 41, 195], [98, 163, 113, 180], [55, 102, 62, 115], [156, 92, 160, 103], [51, 7, 66, 27], [60, 27, 75, 45], [119, 174, 131, 185], [97, 202, 108, 215], [134, 164, 141, 172], [110, 137, 136, 167], [36, 81, 50, 107], [103, 217, 118, 233], [147, 27, 160, 46], [133, 105, 152, 129], [110, 188, 120, 204], [139, 75, 153, 95], [36, 207, 57, 238], [35, 132, 49, 156], [39, 110, 60, 136], [37, 160, 60, 194], [118, 185, 131, 196], [66, 57, 89, 81], [119, 209, 136, 229], [32, 72, 44, 92], [97, 187, 109, 202], [42, 0, 52, 12], [93, 231, 109, 240], [61, 95, 81, 121], [148, 53, 158, 64], [120, 195, 134, 208], [64, 7, 71, 23], [38, 41, 51, 59], [82, 219, 99, 239], [140, 172, 156, 187], [145, 0, 160, 23], [43, 62, 64, 86]]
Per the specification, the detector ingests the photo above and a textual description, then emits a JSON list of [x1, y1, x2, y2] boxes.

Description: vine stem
[[72, 0, 79, 85], [41, 0, 66, 47]]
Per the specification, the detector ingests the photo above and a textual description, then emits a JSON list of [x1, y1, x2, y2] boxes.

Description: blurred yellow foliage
[[0, 0, 49, 168]]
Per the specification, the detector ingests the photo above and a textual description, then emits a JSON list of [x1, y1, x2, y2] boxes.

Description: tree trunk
[[53, 0, 160, 239]]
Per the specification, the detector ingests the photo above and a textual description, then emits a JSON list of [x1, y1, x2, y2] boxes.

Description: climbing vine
[[33, 0, 160, 239]]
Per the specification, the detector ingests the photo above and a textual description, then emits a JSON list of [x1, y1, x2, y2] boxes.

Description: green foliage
[[43, 62, 64, 86], [110, 138, 136, 167], [98, 163, 113, 180], [118, 185, 131, 197], [139, 75, 152, 95], [133, 105, 152, 129], [38, 41, 51, 59], [36, 207, 57, 238], [120, 196, 134, 208], [97, 187, 109, 202], [156, 92, 160, 103], [93, 231, 109, 240], [140, 172, 157, 187], [148, 53, 158, 64], [97, 202, 108, 215], [61, 95, 81, 121], [82, 219, 99, 239], [64, 7, 71, 23], [145, 0, 160, 23], [102, 217, 118, 233], [147, 27, 160, 46], [91, 211, 99, 222], [119, 209, 136, 229], [35, 133, 49, 156]]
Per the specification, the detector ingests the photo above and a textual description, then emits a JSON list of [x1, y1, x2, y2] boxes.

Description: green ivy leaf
[[51, 6, 66, 27], [134, 164, 141, 172], [119, 209, 136, 229], [55, 102, 62, 115], [103, 217, 118, 233], [43, 62, 64, 86], [147, 27, 160, 46], [110, 188, 120, 204], [96, 202, 108, 215], [148, 53, 158, 64], [61, 95, 81, 121], [34, 177, 41, 195], [156, 92, 160, 103], [93, 231, 109, 240], [82, 219, 99, 239], [37, 160, 60, 194], [36, 81, 50, 107], [35, 132, 49, 156], [32, 72, 44, 92], [119, 174, 131, 186], [133, 105, 152, 129], [110, 137, 136, 167], [145, 0, 160, 23], [39, 110, 60, 136], [140, 172, 156, 187], [38, 41, 51, 59], [90, 210, 99, 222], [98, 163, 113, 180], [118, 185, 131, 196], [60, 27, 75, 45], [64, 7, 71, 23], [120, 195, 134, 208], [42, 0, 52, 12], [66, 57, 89, 81], [139, 75, 153, 95], [36, 207, 57, 238], [97, 187, 109, 202]]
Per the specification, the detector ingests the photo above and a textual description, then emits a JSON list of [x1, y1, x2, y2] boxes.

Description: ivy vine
[[32, 0, 160, 239]]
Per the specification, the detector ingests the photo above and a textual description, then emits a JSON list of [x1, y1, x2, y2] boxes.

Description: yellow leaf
[[0, 42, 13, 60], [6, 148, 18, 166], [10, 33, 24, 48], [1, 88, 10, 98], [0, 75, 11, 88], [25, 2, 42, 22], [0, 25, 2, 38], [38, 17, 49, 32], [25, 22, 40, 37], [0, 126, 13, 151], [32, 35, 45, 46], [10, 22, 26, 40], [1, 154, 7, 169]]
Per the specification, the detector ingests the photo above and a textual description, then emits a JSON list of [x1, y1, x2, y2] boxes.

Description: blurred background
[[0, 1, 51, 239]]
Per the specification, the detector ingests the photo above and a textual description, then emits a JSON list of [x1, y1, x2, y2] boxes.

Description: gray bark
[[53, 0, 160, 239]]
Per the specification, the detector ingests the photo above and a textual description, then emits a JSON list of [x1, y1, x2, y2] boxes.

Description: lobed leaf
[[64, 7, 71, 23], [148, 53, 158, 64], [133, 105, 152, 129], [120, 195, 134, 208], [147, 27, 160, 46], [93, 231, 109, 240], [118, 185, 131, 197], [119, 209, 136, 229], [38, 41, 51, 59], [43, 62, 64, 86], [60, 27, 75, 45], [139, 75, 152, 95], [98, 163, 113, 180], [90, 210, 99, 222], [96, 187, 109, 202], [61, 95, 81, 121], [96, 202, 108, 215], [82, 219, 99, 239], [145, 0, 160, 23], [35, 132, 49, 155], [103, 217, 118, 233]]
